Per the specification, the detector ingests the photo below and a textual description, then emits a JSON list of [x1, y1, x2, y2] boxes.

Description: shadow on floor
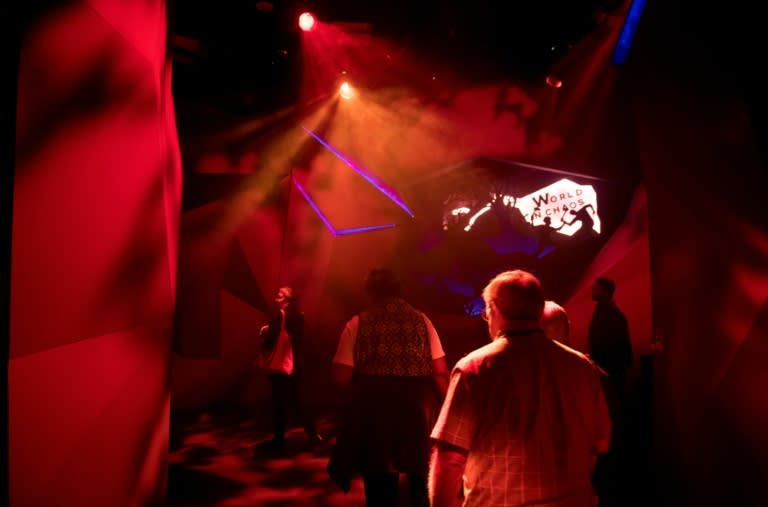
[[167, 367, 656, 507], [167, 408, 368, 506]]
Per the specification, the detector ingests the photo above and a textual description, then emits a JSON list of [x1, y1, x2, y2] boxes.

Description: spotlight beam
[[301, 125, 415, 218]]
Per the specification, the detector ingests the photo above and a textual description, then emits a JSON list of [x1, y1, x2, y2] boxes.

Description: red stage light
[[545, 75, 563, 88], [298, 12, 315, 31]]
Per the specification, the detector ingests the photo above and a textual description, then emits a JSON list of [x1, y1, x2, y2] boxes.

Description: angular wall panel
[[9, 2, 180, 506]]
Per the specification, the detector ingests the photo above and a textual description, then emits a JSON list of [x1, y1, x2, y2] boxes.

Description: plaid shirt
[[431, 332, 611, 506]]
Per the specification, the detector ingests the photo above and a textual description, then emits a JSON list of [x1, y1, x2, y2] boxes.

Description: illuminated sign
[[517, 178, 600, 235], [449, 178, 600, 236]]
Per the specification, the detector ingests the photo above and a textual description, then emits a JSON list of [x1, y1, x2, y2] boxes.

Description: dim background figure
[[256, 286, 322, 452], [588, 277, 633, 405]]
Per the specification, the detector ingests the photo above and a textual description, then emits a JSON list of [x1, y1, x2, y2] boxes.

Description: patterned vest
[[354, 298, 433, 376]]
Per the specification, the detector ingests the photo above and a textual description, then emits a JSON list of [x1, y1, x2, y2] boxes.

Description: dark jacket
[[588, 301, 632, 379]]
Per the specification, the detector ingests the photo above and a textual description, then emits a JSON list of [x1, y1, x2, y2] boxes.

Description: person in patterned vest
[[328, 267, 450, 507]]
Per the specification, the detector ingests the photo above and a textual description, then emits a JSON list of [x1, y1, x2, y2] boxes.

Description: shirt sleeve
[[431, 366, 476, 451], [332, 316, 358, 366], [423, 314, 446, 359], [593, 368, 613, 454]]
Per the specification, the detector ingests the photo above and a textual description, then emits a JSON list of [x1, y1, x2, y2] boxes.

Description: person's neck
[[373, 296, 399, 303], [495, 319, 542, 339]]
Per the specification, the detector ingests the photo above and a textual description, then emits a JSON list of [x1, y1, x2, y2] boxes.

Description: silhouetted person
[[429, 270, 611, 507], [257, 286, 321, 451], [532, 216, 563, 258], [328, 268, 450, 507], [490, 194, 527, 232], [563, 204, 597, 239], [588, 277, 633, 404]]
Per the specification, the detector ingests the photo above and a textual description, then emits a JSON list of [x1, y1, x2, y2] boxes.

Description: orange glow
[[339, 81, 354, 100]]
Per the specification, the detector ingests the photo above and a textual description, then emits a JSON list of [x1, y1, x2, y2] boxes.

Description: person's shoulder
[[606, 301, 624, 313], [412, 306, 434, 322], [552, 339, 588, 359], [396, 298, 421, 312], [395, 300, 432, 322], [287, 309, 305, 320], [551, 340, 605, 374], [455, 340, 504, 370]]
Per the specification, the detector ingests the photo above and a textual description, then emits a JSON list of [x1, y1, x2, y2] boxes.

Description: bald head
[[541, 300, 570, 344], [482, 270, 546, 322]]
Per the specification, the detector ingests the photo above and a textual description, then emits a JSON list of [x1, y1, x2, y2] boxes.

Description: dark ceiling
[[170, 0, 624, 114]]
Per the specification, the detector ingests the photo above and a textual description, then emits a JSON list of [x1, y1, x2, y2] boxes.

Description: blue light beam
[[292, 176, 337, 237], [292, 176, 397, 236], [612, 0, 647, 65], [301, 125, 415, 218], [336, 224, 396, 236]]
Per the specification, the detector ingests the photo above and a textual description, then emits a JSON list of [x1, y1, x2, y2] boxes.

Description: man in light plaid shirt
[[429, 270, 612, 506]]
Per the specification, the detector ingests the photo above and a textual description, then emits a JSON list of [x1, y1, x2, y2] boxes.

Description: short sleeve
[[593, 368, 613, 454], [332, 316, 358, 366], [431, 366, 476, 451], [423, 314, 446, 359]]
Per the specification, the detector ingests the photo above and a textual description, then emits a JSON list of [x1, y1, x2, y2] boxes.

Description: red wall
[[12, 1, 767, 505], [625, 1, 768, 504], [564, 185, 653, 372], [10, 2, 180, 506]]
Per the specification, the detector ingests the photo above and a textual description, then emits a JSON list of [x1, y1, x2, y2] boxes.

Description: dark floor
[[167, 361, 655, 507], [167, 407, 368, 506]]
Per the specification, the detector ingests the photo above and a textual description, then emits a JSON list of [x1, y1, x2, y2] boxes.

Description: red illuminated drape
[[9, 2, 181, 506]]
